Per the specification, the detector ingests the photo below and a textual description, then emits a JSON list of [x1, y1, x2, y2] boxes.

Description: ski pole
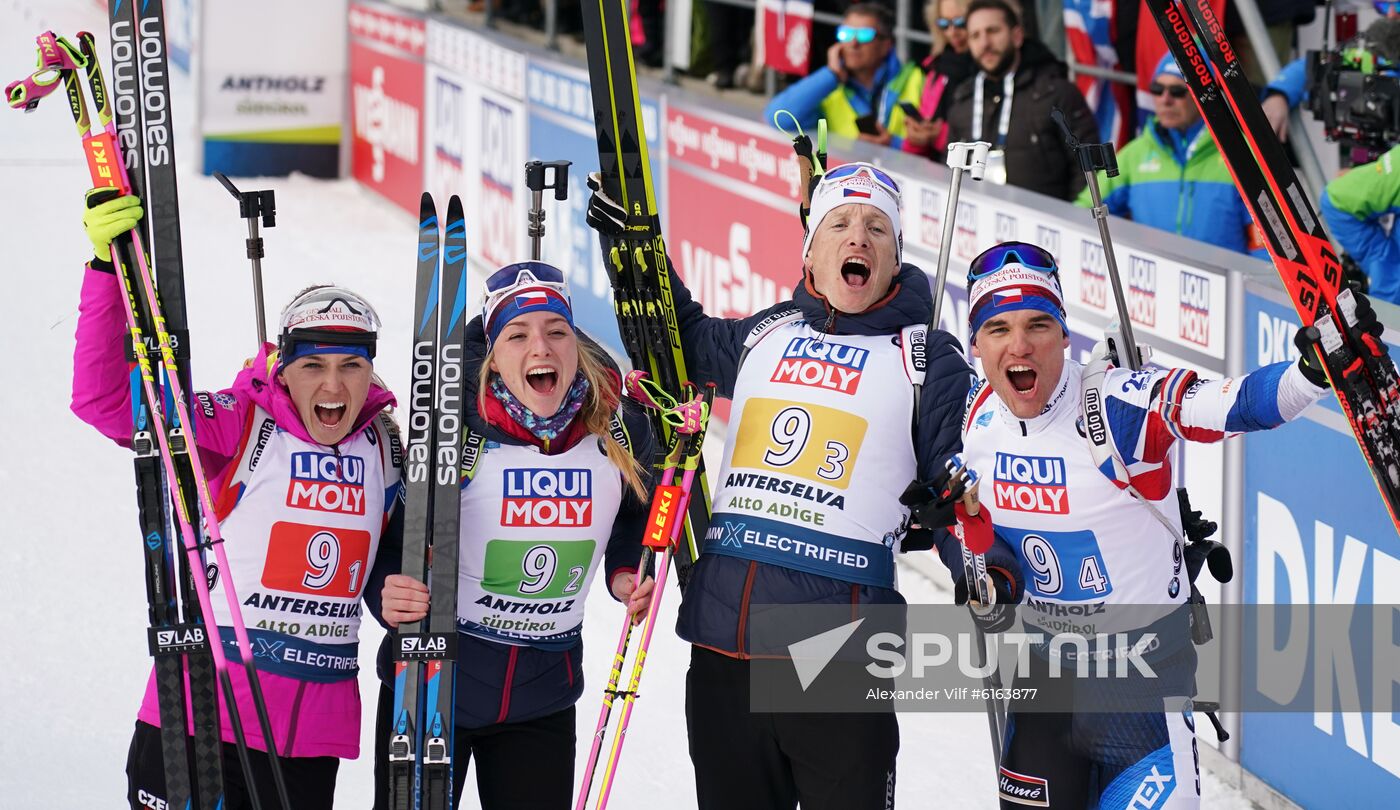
[[929, 141, 990, 331], [595, 383, 713, 810], [525, 159, 571, 260], [1053, 108, 1141, 370], [576, 371, 691, 810], [213, 172, 276, 345]]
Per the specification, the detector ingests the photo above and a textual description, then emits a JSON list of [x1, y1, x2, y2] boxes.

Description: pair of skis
[[386, 192, 469, 810], [577, 374, 714, 810], [1146, 0, 1400, 531], [7, 25, 290, 810], [579, 0, 712, 588]]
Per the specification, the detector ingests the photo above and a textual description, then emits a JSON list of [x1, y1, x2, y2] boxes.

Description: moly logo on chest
[[770, 337, 869, 395], [286, 452, 367, 515], [993, 452, 1069, 514], [502, 468, 593, 527]]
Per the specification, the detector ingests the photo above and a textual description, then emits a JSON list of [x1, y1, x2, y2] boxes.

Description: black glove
[[899, 462, 972, 530], [1341, 252, 1370, 295], [1176, 488, 1217, 545], [1294, 325, 1331, 388], [585, 171, 627, 239], [954, 569, 1019, 634]]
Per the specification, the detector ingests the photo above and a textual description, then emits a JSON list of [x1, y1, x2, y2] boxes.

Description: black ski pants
[[126, 719, 338, 810], [686, 645, 899, 810], [371, 683, 576, 810]]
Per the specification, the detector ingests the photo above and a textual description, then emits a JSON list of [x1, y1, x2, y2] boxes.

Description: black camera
[[1305, 19, 1400, 164]]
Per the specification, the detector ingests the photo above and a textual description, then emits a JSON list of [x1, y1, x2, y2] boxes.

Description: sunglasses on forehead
[[1377, 2, 1400, 15], [967, 242, 1060, 284], [836, 25, 881, 44], [935, 16, 966, 30], [1149, 81, 1191, 99], [822, 162, 904, 204]]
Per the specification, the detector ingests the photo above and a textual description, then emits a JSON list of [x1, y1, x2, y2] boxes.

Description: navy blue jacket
[[378, 315, 656, 729], [665, 262, 986, 656]]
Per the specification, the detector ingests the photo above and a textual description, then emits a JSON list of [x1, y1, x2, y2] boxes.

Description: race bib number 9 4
[[262, 522, 372, 598], [482, 539, 597, 600], [1001, 526, 1114, 601], [730, 398, 868, 489]]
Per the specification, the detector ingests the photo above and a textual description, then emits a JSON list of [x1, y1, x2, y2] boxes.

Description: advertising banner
[[349, 1, 426, 213], [200, 0, 347, 177], [893, 171, 1229, 363], [664, 104, 801, 320], [1241, 289, 1400, 809]]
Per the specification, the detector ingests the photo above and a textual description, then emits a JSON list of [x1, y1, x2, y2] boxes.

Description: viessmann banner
[[348, 0, 426, 214]]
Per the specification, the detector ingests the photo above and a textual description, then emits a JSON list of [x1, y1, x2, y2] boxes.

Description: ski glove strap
[[585, 171, 627, 239]]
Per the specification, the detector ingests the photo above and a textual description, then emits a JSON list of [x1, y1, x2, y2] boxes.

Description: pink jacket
[[71, 265, 396, 759]]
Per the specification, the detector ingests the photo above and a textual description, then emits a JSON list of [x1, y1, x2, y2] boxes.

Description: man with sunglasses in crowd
[[944, 0, 1098, 199], [1074, 54, 1267, 259], [764, 4, 925, 149], [938, 241, 1367, 809], [586, 161, 1013, 808]]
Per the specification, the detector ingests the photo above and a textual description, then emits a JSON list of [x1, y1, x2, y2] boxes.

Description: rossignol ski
[[387, 193, 468, 810], [579, 0, 712, 586], [576, 374, 714, 810], [1146, 0, 1400, 532], [6, 31, 290, 810]]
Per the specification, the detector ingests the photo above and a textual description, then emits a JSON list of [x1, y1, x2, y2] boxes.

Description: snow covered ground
[[0, 0, 1259, 806]]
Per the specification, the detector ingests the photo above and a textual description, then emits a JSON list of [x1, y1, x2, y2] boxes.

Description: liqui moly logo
[[955, 201, 978, 259], [1179, 271, 1211, 347], [1128, 256, 1157, 327], [1080, 239, 1107, 309], [920, 188, 942, 248], [1036, 225, 1061, 260], [502, 469, 593, 526], [353, 65, 420, 182], [993, 453, 1069, 514], [287, 453, 367, 515], [995, 213, 1018, 244], [770, 337, 869, 395]]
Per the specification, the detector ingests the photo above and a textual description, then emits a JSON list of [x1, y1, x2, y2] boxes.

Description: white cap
[[802, 162, 903, 261]]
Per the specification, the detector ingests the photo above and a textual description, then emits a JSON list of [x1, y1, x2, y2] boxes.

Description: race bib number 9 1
[[262, 521, 372, 598], [731, 398, 868, 489], [482, 539, 597, 600]]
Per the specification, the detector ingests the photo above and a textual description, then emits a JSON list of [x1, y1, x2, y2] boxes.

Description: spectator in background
[[945, 0, 1097, 199], [705, 0, 756, 88], [904, 0, 978, 160], [1322, 145, 1400, 303], [764, 4, 924, 148], [1076, 55, 1267, 258]]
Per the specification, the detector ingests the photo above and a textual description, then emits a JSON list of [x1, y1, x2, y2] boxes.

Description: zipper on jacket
[[282, 680, 307, 756], [736, 561, 759, 656]]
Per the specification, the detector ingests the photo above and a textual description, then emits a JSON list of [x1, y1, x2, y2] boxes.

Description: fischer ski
[[579, 0, 712, 586], [576, 374, 714, 810], [387, 193, 468, 810], [1146, 0, 1400, 532]]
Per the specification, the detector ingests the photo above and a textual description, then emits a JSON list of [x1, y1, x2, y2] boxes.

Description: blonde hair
[[478, 338, 649, 501], [924, 0, 971, 57]]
